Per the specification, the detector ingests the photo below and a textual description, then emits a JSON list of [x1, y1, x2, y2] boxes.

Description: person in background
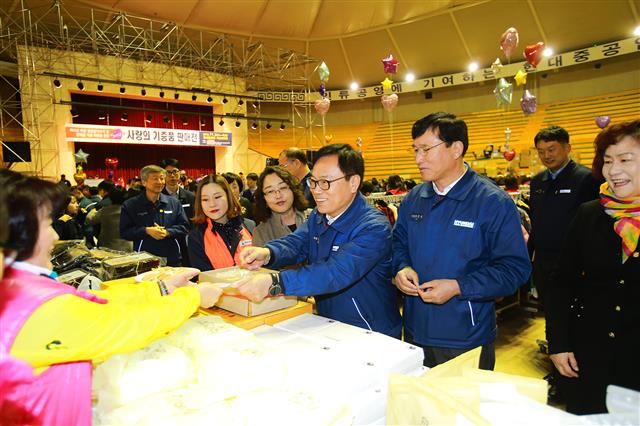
[[405, 179, 417, 191], [241, 172, 259, 203], [360, 180, 375, 196], [187, 174, 256, 271], [86, 187, 132, 251], [279, 147, 316, 208], [386, 174, 407, 195], [252, 166, 309, 247], [71, 185, 96, 247], [96, 180, 115, 211], [370, 177, 382, 193], [238, 144, 401, 337], [393, 112, 531, 369], [53, 194, 85, 241], [0, 168, 222, 425], [547, 120, 640, 414], [120, 165, 189, 267], [223, 172, 254, 221], [58, 174, 71, 187]]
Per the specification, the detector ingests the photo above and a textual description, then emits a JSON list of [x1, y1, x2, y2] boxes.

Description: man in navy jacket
[[393, 112, 531, 369], [237, 144, 401, 338], [120, 165, 189, 267]]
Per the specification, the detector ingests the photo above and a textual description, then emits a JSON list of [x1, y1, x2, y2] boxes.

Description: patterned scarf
[[599, 182, 640, 263]]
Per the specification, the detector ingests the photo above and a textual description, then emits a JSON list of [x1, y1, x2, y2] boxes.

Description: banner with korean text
[[65, 123, 232, 147]]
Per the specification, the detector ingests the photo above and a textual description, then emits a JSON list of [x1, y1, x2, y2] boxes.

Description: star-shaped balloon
[[381, 77, 394, 91], [382, 54, 399, 74], [74, 148, 89, 164], [520, 90, 537, 114], [493, 78, 513, 107], [491, 58, 503, 76], [514, 69, 527, 86], [318, 62, 330, 82]]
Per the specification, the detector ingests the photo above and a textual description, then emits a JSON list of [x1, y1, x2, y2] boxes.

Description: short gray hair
[[141, 165, 166, 181]]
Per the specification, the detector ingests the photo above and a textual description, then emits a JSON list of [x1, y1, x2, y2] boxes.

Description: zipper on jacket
[[137, 241, 144, 252], [351, 298, 372, 332], [467, 301, 476, 327]]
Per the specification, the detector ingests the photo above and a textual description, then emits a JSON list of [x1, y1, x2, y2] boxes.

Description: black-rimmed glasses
[[308, 174, 353, 190]]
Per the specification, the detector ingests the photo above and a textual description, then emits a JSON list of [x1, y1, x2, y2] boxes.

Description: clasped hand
[[394, 266, 460, 304], [146, 223, 168, 240]]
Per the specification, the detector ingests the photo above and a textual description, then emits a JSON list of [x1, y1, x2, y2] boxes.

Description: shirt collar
[[315, 193, 363, 231], [10, 260, 55, 278], [548, 159, 571, 180], [432, 164, 469, 196]]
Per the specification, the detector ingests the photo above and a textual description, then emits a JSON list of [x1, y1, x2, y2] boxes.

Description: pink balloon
[[500, 27, 519, 59], [314, 98, 330, 117], [381, 94, 398, 112]]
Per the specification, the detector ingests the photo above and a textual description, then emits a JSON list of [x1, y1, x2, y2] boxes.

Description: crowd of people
[[1, 112, 638, 423]]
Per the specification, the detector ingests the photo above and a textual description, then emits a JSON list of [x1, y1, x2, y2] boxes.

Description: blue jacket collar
[[418, 166, 476, 201], [313, 193, 366, 232], [542, 159, 576, 182], [139, 191, 170, 206]]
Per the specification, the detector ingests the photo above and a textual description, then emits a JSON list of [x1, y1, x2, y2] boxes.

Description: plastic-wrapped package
[[101, 252, 162, 280]]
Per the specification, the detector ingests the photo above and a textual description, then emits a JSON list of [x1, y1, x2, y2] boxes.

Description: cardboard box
[[199, 267, 298, 317]]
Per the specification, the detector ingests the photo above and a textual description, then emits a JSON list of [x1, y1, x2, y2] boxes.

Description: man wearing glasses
[[237, 144, 401, 338], [161, 159, 196, 266], [278, 147, 316, 208], [393, 112, 531, 369]]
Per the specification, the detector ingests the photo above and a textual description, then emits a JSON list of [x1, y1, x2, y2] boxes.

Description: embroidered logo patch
[[453, 220, 475, 229], [410, 213, 423, 221], [332, 245, 340, 252]]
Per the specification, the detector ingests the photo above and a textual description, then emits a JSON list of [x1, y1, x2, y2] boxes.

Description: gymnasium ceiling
[[2, 0, 639, 90]]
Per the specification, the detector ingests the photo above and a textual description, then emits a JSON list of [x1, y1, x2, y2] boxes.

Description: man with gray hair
[[120, 165, 189, 266], [279, 147, 316, 208]]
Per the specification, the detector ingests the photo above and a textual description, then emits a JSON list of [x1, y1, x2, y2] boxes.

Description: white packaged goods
[[93, 314, 423, 425]]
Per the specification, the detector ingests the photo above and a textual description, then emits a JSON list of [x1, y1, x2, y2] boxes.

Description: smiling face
[[200, 183, 229, 223], [311, 154, 359, 218], [143, 172, 166, 196], [413, 128, 462, 187], [262, 172, 294, 214], [536, 139, 571, 172], [602, 135, 640, 199]]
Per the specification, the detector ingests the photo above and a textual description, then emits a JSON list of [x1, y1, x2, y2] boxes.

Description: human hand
[[550, 352, 579, 378], [239, 247, 271, 270], [146, 225, 167, 240], [197, 283, 223, 308], [236, 273, 271, 302], [395, 267, 420, 296], [417, 279, 460, 304], [160, 267, 200, 291]]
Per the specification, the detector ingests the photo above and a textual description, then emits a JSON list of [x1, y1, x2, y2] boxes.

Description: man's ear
[[348, 175, 361, 194], [453, 140, 465, 159]]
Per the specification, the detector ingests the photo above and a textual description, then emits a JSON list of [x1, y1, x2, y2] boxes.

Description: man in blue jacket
[[237, 144, 401, 338], [120, 165, 189, 266], [393, 112, 531, 369]]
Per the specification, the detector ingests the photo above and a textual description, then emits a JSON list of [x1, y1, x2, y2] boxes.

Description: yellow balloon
[[381, 77, 394, 91], [514, 69, 527, 86]]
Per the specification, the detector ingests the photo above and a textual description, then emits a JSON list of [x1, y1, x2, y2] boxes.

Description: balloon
[[319, 83, 326, 97], [318, 62, 330, 82], [520, 90, 537, 114], [381, 93, 398, 112], [382, 54, 399, 74], [381, 77, 393, 91], [314, 98, 330, 116], [324, 134, 333, 143], [503, 149, 516, 162], [105, 157, 119, 170], [493, 78, 513, 107], [500, 27, 519, 59], [514, 69, 527, 86], [74, 148, 89, 164], [355, 137, 362, 148], [524, 42, 545, 67], [491, 58, 503, 76], [595, 116, 611, 129]]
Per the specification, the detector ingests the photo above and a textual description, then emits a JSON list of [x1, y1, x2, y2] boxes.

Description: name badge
[[332, 245, 340, 252], [453, 220, 475, 229], [559, 189, 571, 194], [239, 239, 252, 247], [410, 213, 423, 221], [182, 204, 191, 208], [163, 210, 173, 214]]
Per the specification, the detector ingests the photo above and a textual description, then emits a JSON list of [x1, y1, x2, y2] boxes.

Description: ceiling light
[[119, 86, 126, 94], [279, 122, 285, 131], [349, 82, 359, 90], [206, 96, 213, 103], [98, 111, 106, 120], [222, 97, 228, 104], [265, 122, 272, 130], [121, 112, 128, 122], [70, 108, 79, 118], [53, 79, 61, 88], [145, 114, 152, 123], [174, 93, 180, 100], [192, 94, 197, 101], [235, 120, 241, 128], [251, 122, 258, 129], [159, 90, 165, 98], [97, 83, 103, 92], [141, 88, 146, 96], [634, 25, 640, 36], [77, 81, 84, 90], [218, 119, 224, 126], [238, 99, 244, 106], [163, 115, 170, 124], [543, 48, 553, 57], [467, 62, 479, 72], [405, 73, 415, 82], [251, 101, 258, 108]]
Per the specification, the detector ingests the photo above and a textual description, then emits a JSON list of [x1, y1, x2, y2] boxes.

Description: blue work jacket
[[393, 168, 531, 348], [266, 194, 401, 337], [120, 192, 189, 266]]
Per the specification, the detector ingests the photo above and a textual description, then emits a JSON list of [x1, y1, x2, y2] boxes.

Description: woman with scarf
[[547, 120, 640, 414], [188, 175, 256, 271], [252, 166, 309, 247]]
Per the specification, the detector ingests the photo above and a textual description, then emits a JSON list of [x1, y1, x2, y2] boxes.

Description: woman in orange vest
[[187, 174, 256, 271]]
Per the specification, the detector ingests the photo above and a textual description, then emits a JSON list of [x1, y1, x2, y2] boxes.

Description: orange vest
[[203, 218, 253, 269]]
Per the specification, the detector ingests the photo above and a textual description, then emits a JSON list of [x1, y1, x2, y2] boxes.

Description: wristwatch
[[268, 272, 284, 297]]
